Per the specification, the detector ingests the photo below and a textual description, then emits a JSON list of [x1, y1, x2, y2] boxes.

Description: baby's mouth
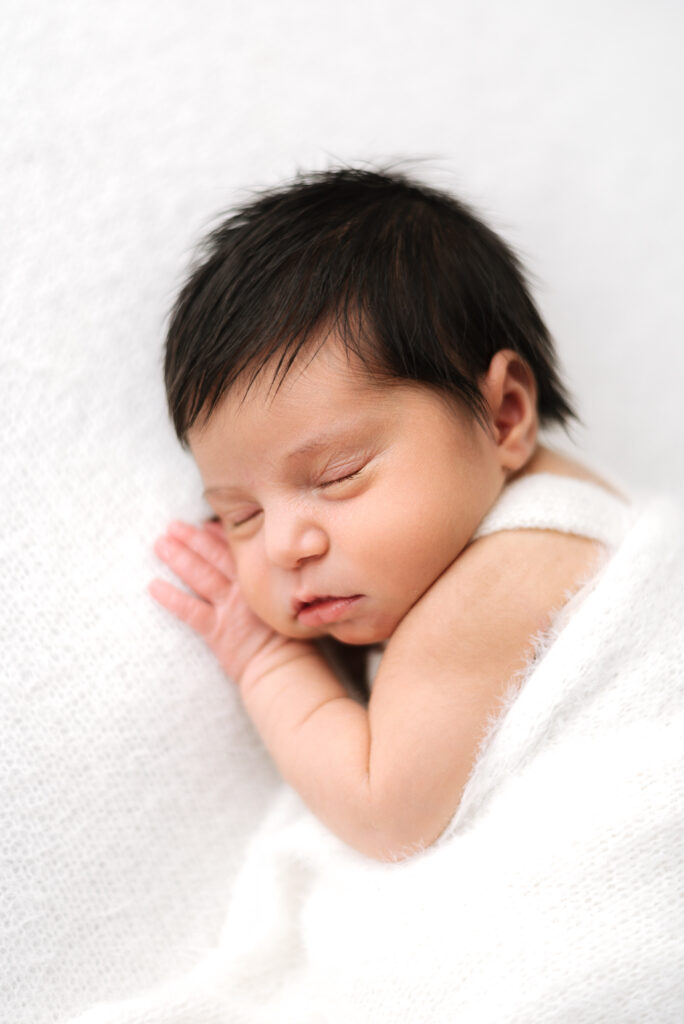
[[293, 595, 333, 615], [294, 594, 363, 625]]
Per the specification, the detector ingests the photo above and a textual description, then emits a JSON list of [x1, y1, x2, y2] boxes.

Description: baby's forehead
[[192, 342, 378, 446], [193, 332, 486, 475], [229, 336, 390, 411]]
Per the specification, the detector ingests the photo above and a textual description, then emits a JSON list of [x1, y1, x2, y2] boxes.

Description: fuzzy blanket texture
[[4, 4, 684, 1021], [66, 494, 684, 1022]]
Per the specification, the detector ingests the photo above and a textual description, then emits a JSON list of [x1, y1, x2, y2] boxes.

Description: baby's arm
[[151, 521, 602, 860], [150, 521, 376, 846], [363, 528, 605, 852]]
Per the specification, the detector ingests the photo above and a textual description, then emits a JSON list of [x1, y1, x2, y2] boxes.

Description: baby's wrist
[[238, 637, 321, 696]]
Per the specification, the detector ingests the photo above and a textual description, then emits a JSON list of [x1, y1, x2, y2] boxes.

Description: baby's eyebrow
[[203, 486, 247, 500], [203, 425, 372, 499], [283, 429, 353, 462]]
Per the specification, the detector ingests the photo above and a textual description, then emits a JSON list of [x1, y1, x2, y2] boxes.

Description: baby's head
[[163, 166, 576, 644]]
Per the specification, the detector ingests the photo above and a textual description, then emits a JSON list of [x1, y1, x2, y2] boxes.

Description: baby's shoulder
[[460, 446, 621, 625], [433, 451, 622, 671], [380, 519, 604, 718], [427, 524, 605, 689], [462, 526, 605, 614], [389, 450, 625, 686], [466, 446, 628, 582]]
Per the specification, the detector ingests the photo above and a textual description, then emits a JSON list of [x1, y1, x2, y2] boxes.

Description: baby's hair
[[164, 164, 576, 445]]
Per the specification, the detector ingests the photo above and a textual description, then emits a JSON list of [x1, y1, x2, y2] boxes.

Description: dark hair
[[164, 165, 576, 444]]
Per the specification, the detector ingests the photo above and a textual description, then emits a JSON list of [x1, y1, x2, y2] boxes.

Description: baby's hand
[[149, 519, 307, 687]]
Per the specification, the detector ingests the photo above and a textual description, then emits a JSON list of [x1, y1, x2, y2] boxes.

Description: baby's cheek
[[237, 570, 267, 616], [231, 555, 265, 611], [235, 565, 289, 634]]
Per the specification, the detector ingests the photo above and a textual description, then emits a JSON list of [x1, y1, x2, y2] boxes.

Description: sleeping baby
[[149, 166, 629, 861]]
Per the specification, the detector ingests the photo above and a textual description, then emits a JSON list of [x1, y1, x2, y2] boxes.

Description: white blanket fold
[[69, 496, 684, 1024]]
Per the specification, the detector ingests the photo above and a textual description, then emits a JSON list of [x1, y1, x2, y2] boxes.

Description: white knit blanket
[[70, 495, 684, 1024]]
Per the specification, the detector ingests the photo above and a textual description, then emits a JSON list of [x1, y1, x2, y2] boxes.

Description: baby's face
[[188, 337, 506, 645]]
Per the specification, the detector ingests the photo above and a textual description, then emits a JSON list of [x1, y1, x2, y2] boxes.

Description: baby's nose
[[265, 516, 329, 569]]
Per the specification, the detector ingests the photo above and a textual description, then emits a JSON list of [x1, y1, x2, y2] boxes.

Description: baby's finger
[[203, 518, 227, 542], [154, 535, 231, 602], [201, 520, 238, 574], [148, 578, 215, 636], [168, 520, 237, 580]]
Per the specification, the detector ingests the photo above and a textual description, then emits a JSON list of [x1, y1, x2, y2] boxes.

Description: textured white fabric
[[4, 2, 684, 1021], [471, 472, 633, 549], [64, 494, 684, 1022]]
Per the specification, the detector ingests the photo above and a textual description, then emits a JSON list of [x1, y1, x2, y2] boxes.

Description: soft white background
[[2, 1, 682, 1021]]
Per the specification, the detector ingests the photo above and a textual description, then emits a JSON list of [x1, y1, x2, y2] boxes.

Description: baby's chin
[[260, 605, 398, 647], [317, 618, 396, 647], [270, 620, 389, 647]]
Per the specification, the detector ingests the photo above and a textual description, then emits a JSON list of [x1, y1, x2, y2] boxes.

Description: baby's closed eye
[[314, 449, 380, 491], [318, 465, 365, 489], [227, 506, 262, 529]]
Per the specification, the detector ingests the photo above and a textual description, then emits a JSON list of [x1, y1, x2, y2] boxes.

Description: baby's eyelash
[[319, 467, 363, 489], [229, 509, 262, 528]]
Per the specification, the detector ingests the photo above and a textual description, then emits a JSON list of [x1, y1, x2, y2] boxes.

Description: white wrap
[[68, 494, 684, 1023]]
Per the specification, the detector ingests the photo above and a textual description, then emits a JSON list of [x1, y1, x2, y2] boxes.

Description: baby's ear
[[479, 350, 538, 473]]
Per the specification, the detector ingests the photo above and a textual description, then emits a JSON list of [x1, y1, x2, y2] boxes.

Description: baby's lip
[[292, 594, 331, 615], [292, 593, 356, 616], [293, 594, 364, 626]]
